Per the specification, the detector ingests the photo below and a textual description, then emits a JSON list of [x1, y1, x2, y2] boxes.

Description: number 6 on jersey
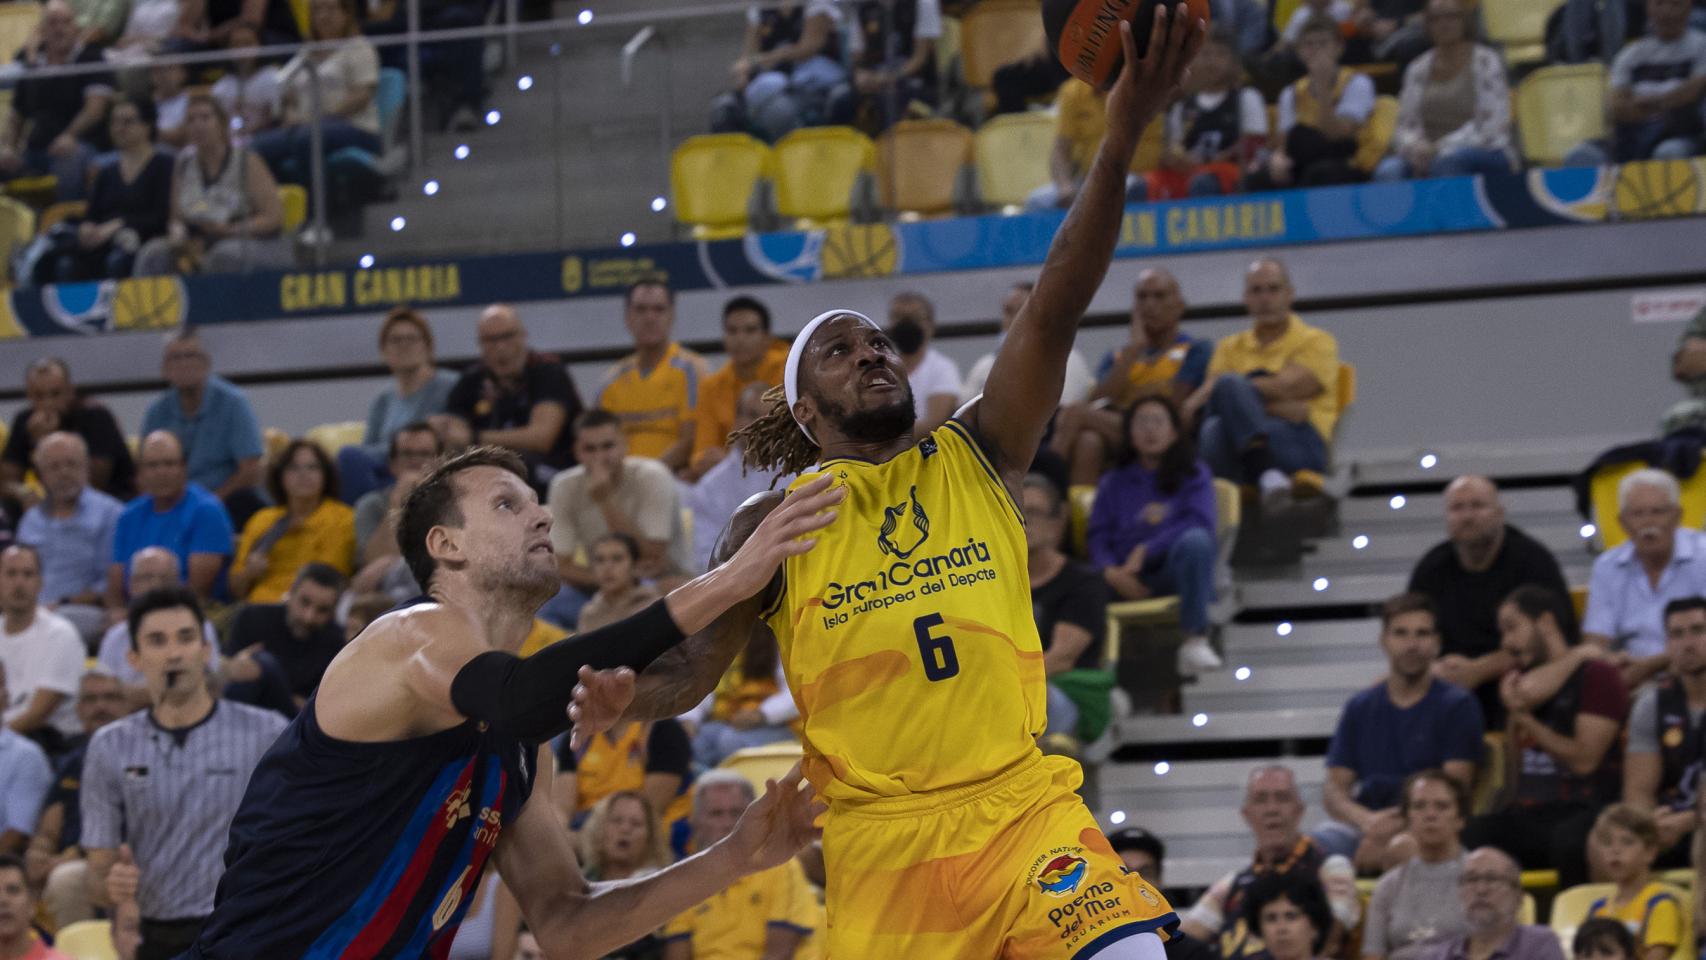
[[913, 613, 960, 682]]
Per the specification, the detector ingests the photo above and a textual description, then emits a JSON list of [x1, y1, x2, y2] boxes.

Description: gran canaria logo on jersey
[[816, 486, 1000, 630], [877, 485, 930, 559]]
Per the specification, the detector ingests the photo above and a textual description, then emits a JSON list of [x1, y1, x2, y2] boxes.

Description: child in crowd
[[1574, 918, 1638, 960], [577, 533, 662, 634], [1144, 28, 1269, 200], [1585, 804, 1687, 960]]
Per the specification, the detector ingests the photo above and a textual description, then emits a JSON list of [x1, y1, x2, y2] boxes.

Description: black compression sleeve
[[448, 599, 685, 742]]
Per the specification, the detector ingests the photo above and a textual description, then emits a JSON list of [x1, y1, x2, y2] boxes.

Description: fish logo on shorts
[[1036, 854, 1089, 897]]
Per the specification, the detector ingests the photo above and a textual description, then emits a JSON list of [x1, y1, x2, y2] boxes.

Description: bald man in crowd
[[442, 304, 583, 489], [1408, 475, 1569, 724], [106, 432, 235, 609], [97, 548, 220, 709]]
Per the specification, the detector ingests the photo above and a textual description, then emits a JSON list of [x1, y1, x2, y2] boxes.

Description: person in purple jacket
[[1088, 394, 1221, 676]]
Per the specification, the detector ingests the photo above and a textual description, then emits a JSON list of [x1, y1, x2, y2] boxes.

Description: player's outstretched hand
[[721, 762, 827, 875], [720, 475, 845, 597], [567, 665, 637, 751], [1105, 4, 1205, 147]]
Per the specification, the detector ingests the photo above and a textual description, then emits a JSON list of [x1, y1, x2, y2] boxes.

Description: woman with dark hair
[[1086, 393, 1221, 675], [337, 306, 458, 502], [253, 0, 381, 184], [1243, 872, 1336, 960], [231, 439, 356, 601], [578, 532, 662, 633], [46, 95, 174, 281], [1363, 770, 1471, 960]]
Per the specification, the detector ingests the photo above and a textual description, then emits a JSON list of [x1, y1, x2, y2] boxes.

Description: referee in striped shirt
[[80, 587, 286, 960]]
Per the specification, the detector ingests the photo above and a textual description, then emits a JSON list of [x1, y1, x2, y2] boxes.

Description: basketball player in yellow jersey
[[596, 12, 1203, 958]]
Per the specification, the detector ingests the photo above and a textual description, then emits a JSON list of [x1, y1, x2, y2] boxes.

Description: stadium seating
[[1354, 97, 1402, 175], [51, 920, 117, 960], [670, 133, 772, 238], [305, 420, 365, 457], [1551, 882, 1693, 960], [772, 126, 876, 227], [1481, 0, 1567, 65], [877, 118, 975, 218], [0, 193, 34, 279], [959, 0, 1044, 94], [720, 741, 806, 795], [279, 185, 308, 234], [1103, 478, 1242, 662], [0, 2, 41, 64], [37, 201, 85, 235], [1516, 63, 1607, 166], [973, 111, 1055, 209]]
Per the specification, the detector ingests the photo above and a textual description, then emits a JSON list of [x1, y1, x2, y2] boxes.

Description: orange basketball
[[1044, 0, 1210, 89]]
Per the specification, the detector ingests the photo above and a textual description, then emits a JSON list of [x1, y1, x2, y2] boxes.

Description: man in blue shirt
[[15, 432, 122, 646], [1314, 592, 1484, 871], [106, 432, 234, 607], [0, 661, 52, 856], [139, 331, 263, 527]]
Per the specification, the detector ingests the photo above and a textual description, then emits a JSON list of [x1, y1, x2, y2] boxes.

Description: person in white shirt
[[962, 281, 1095, 408], [0, 545, 85, 744], [210, 26, 282, 143], [710, 0, 848, 141], [685, 384, 794, 573], [251, 0, 381, 183], [888, 291, 962, 438]]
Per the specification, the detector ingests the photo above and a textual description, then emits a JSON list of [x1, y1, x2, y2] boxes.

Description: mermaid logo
[[876, 485, 930, 560]]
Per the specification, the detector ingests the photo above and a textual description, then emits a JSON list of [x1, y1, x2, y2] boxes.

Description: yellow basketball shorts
[[819, 751, 1177, 959]]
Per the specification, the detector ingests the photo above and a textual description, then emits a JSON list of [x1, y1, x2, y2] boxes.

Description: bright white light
[[577, 8, 592, 23], [1276, 622, 1293, 637], [1110, 810, 1128, 825], [1234, 666, 1251, 681], [453, 144, 470, 160], [1390, 494, 1407, 510], [1191, 713, 1208, 728], [1352, 535, 1369, 550], [358, 254, 374, 268], [517, 74, 533, 91], [1581, 523, 1597, 538], [389, 216, 406, 232], [620, 232, 636, 247], [1420, 453, 1438, 469], [422, 179, 439, 196], [650, 195, 667, 212], [485, 109, 501, 126], [1153, 762, 1170, 776], [1312, 577, 1330, 592]]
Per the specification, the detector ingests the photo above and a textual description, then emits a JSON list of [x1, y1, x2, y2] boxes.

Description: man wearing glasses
[[140, 331, 266, 528], [442, 304, 584, 491], [1425, 849, 1563, 960]]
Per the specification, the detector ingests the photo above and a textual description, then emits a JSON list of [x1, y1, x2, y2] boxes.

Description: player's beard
[[818, 385, 915, 444]]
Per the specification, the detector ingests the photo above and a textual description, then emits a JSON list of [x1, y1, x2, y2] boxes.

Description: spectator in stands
[[709, 0, 847, 141], [105, 0, 195, 60], [1620, 597, 1706, 868], [1362, 771, 1470, 960], [1027, 78, 1146, 210], [1664, 304, 1706, 433], [690, 296, 788, 480], [991, 40, 1071, 114], [360, 0, 483, 132], [577, 534, 661, 634], [444, 304, 582, 489], [1374, 0, 1515, 181], [134, 94, 292, 276], [1184, 258, 1339, 493], [1565, 0, 1706, 166], [1243, 872, 1336, 960], [548, 409, 692, 616], [1279, 0, 1358, 51], [84, 588, 286, 960], [210, 27, 283, 140], [598, 280, 706, 474], [555, 714, 692, 833], [150, 63, 189, 149], [683, 631, 797, 769], [1422, 848, 1565, 960], [835, 0, 942, 131], [1053, 270, 1211, 486], [661, 770, 821, 958], [1318, 594, 1484, 871], [1023, 474, 1112, 740], [0, 545, 84, 745], [1088, 395, 1221, 676], [1463, 585, 1627, 889], [1576, 919, 1639, 960], [2, 357, 135, 503], [24, 670, 126, 929], [1246, 19, 1377, 190], [45, 95, 173, 283], [1584, 804, 1684, 960], [888, 291, 961, 438], [70, 0, 130, 45], [352, 421, 441, 565], [222, 563, 345, 717], [106, 432, 234, 608], [686, 383, 794, 573], [338, 306, 457, 502], [141, 328, 265, 520], [0, 665, 52, 856], [97, 548, 219, 708], [229, 439, 354, 603], [16, 432, 123, 645], [962, 281, 1095, 409], [0, 0, 112, 202], [1140, 29, 1269, 200], [574, 791, 674, 881], [1179, 766, 1361, 960], [1109, 826, 1166, 882], [1583, 468, 1706, 688], [0, 855, 69, 959], [1408, 475, 1570, 727], [192, 0, 303, 48], [253, 0, 381, 184]]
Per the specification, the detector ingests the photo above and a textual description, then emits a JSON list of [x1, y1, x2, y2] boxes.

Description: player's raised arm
[[969, 8, 1202, 476]]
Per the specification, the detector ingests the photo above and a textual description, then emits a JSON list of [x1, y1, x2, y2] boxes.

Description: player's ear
[[793, 394, 818, 436], [425, 524, 463, 568]]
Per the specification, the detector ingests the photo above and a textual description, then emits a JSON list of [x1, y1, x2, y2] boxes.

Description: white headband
[[784, 308, 881, 444]]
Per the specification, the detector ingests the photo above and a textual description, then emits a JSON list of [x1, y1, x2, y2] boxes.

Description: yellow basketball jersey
[[763, 419, 1047, 802]]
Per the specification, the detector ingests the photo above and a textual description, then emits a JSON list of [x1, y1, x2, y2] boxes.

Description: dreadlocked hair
[[734, 384, 821, 480]]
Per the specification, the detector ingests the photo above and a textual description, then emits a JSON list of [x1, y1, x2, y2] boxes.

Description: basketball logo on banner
[[112, 277, 187, 331], [1613, 159, 1704, 221], [819, 223, 899, 280]]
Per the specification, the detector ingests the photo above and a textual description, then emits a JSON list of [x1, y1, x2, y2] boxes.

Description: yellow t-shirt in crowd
[[233, 499, 356, 603], [1054, 80, 1151, 176], [661, 859, 823, 959], [693, 339, 789, 468], [1588, 881, 1686, 953], [597, 342, 710, 460], [1204, 313, 1342, 440]]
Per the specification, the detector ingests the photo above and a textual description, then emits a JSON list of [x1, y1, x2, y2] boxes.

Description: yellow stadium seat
[[878, 118, 974, 217], [669, 133, 772, 240], [261, 427, 291, 464], [304, 421, 364, 458], [0, 3, 42, 65], [1522, 869, 1560, 891], [1104, 479, 1241, 662], [1552, 882, 1693, 960], [52, 920, 118, 960], [1354, 96, 1400, 174], [720, 741, 804, 796], [278, 184, 307, 233], [1272, 0, 1305, 32], [0, 193, 34, 280], [772, 126, 875, 227], [1068, 483, 1096, 558], [1516, 63, 1606, 166], [974, 111, 1056, 209], [1482, 0, 1566, 65], [1520, 893, 1537, 925], [959, 0, 1044, 91], [37, 200, 86, 234]]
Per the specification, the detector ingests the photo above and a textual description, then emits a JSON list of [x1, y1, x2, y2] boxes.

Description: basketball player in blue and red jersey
[[182, 445, 843, 958]]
